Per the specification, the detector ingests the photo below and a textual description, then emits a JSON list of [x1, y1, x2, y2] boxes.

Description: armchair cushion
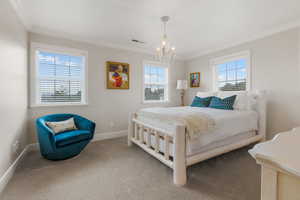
[[55, 130, 92, 147], [46, 118, 77, 134]]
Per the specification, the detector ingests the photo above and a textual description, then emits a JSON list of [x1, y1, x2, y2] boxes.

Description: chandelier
[[156, 16, 175, 63]]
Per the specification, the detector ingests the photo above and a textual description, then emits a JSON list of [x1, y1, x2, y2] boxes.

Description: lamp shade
[[176, 80, 188, 90]]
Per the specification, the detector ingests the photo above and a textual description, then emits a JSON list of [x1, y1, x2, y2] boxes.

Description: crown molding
[[30, 28, 186, 61], [185, 19, 300, 61], [9, 0, 32, 30]]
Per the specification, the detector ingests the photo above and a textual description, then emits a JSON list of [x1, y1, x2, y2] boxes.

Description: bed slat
[[134, 123, 138, 140], [139, 125, 144, 143], [164, 135, 170, 160], [155, 131, 160, 153], [146, 128, 151, 148]]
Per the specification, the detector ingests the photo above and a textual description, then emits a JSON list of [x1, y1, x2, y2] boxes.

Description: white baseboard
[[0, 146, 30, 194], [0, 129, 127, 195], [25, 130, 128, 152], [93, 130, 127, 142], [27, 143, 39, 152]]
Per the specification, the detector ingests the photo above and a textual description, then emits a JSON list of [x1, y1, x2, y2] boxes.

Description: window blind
[[37, 51, 85, 104]]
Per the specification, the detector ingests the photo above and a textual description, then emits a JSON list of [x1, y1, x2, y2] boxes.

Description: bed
[[128, 91, 266, 186]]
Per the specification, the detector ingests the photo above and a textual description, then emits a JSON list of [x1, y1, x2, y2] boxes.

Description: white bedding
[[137, 106, 215, 139], [137, 106, 258, 155]]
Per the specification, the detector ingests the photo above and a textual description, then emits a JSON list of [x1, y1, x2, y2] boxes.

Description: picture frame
[[106, 61, 130, 89], [190, 72, 200, 88]]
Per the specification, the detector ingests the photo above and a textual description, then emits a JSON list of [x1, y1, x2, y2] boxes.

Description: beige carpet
[[1, 137, 260, 200]]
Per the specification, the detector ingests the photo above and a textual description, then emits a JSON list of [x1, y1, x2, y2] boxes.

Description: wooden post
[[128, 113, 134, 146], [256, 91, 267, 142], [173, 125, 187, 186]]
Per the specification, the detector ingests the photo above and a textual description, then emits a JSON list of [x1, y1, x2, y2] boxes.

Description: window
[[143, 61, 169, 103], [211, 51, 251, 91], [31, 43, 87, 106]]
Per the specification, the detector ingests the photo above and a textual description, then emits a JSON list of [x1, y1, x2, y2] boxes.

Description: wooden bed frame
[[128, 91, 267, 186]]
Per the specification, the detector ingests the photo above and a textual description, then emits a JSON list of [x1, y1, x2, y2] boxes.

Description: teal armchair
[[36, 114, 96, 160]]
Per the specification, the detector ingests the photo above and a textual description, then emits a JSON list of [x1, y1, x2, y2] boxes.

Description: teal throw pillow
[[190, 96, 212, 107], [209, 95, 237, 110]]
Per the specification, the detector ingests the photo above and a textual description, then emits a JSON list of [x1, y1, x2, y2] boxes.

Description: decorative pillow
[[191, 96, 212, 107], [209, 95, 237, 110], [46, 118, 77, 134], [217, 91, 248, 110]]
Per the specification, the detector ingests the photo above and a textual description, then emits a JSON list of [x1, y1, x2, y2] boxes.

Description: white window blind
[[143, 62, 168, 103], [33, 48, 87, 106]]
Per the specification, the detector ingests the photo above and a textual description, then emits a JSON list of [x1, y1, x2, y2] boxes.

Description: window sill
[[30, 103, 88, 108]]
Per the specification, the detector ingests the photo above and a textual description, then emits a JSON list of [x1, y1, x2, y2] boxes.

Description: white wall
[[0, 0, 28, 178], [186, 28, 300, 139], [4, 0, 299, 153], [28, 33, 186, 142]]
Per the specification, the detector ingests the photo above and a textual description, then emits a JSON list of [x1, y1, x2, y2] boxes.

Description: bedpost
[[256, 90, 267, 141], [128, 113, 135, 146], [173, 125, 187, 186]]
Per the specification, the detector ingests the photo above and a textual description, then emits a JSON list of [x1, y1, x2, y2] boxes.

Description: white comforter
[[137, 106, 258, 154], [137, 106, 216, 139]]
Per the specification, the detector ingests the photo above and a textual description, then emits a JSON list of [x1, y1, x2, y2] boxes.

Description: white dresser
[[249, 128, 300, 200]]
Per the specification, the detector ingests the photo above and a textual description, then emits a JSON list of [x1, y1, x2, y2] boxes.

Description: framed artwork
[[190, 72, 200, 88], [106, 61, 130, 89]]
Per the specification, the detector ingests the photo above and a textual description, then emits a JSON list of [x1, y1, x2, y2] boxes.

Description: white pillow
[[247, 93, 258, 111], [217, 91, 248, 110], [46, 118, 77, 134], [196, 91, 217, 98]]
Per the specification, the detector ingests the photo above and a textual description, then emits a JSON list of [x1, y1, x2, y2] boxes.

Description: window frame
[[142, 60, 169, 104], [30, 42, 88, 107], [210, 50, 251, 92]]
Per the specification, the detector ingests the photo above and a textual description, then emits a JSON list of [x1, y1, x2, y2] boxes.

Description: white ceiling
[[13, 0, 300, 59]]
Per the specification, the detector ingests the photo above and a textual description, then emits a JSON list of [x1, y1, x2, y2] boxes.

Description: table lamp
[[176, 80, 188, 106]]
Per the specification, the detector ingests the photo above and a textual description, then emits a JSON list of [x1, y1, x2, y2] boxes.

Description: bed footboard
[[128, 113, 187, 186]]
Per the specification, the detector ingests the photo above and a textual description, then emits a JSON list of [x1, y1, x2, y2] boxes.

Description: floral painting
[[106, 61, 129, 89], [190, 72, 200, 88]]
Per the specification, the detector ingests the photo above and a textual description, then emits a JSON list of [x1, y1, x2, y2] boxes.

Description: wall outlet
[[12, 140, 20, 154]]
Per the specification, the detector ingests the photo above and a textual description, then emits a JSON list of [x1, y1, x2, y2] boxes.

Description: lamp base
[[180, 90, 185, 106]]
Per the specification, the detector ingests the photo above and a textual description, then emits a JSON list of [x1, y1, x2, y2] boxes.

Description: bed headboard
[[196, 90, 267, 140], [219, 90, 267, 140]]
